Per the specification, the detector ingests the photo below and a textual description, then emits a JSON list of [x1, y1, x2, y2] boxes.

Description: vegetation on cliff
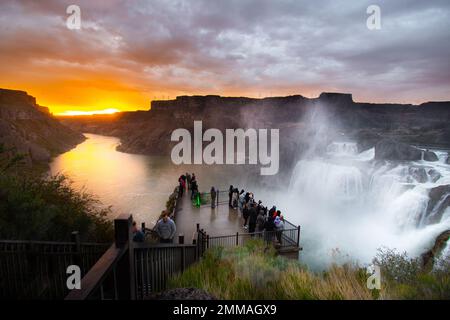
[[0, 144, 113, 242], [169, 241, 450, 300]]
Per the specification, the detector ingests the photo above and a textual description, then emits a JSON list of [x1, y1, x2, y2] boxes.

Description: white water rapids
[[283, 142, 450, 268]]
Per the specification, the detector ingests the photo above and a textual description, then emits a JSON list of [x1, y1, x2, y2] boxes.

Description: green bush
[[0, 173, 113, 242]]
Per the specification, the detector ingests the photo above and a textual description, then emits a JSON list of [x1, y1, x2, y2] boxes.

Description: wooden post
[[114, 214, 136, 300], [236, 232, 239, 246], [114, 215, 131, 248], [71, 231, 81, 268], [297, 226, 301, 247], [178, 234, 184, 245], [181, 246, 186, 271], [206, 234, 210, 249]]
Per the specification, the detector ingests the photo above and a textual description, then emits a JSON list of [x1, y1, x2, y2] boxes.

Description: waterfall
[[283, 142, 450, 268]]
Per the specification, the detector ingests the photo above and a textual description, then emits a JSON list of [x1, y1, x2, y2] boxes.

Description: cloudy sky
[[0, 0, 449, 114]]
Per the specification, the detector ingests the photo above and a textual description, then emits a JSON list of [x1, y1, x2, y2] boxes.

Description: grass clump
[[169, 240, 373, 300]]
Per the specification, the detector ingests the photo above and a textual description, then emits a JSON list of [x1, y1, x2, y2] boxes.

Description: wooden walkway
[[175, 190, 244, 244]]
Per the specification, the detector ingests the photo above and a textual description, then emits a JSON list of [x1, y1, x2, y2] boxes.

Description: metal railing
[[66, 194, 203, 300], [204, 227, 300, 250], [0, 235, 109, 299], [134, 243, 197, 298]]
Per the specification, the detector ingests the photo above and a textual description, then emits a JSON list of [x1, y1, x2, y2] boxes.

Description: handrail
[[65, 242, 129, 300], [0, 239, 109, 246]]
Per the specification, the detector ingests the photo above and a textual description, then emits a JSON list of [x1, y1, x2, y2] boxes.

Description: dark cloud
[[0, 0, 449, 104]]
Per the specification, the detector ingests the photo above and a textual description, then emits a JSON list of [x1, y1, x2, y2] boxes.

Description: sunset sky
[[0, 0, 449, 115]]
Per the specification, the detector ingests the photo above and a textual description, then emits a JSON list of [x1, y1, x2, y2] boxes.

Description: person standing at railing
[[132, 221, 145, 242], [228, 185, 234, 208], [190, 178, 198, 200], [178, 176, 185, 197], [238, 189, 245, 213], [186, 173, 191, 190], [155, 212, 177, 243], [248, 202, 258, 234], [232, 187, 239, 209], [256, 208, 265, 235], [274, 215, 284, 245], [264, 214, 276, 243], [242, 202, 250, 230], [210, 187, 217, 208]]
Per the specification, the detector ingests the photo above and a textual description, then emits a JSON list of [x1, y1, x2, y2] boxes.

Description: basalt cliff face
[[0, 89, 85, 166], [58, 93, 450, 171]]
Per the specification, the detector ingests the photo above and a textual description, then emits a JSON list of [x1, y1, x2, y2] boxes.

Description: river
[[49, 133, 260, 226]]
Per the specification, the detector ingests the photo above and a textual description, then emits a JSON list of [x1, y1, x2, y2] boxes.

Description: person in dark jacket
[[264, 215, 276, 243], [190, 179, 198, 200], [242, 203, 250, 229], [228, 185, 234, 208], [256, 209, 265, 233], [210, 187, 217, 209], [132, 221, 145, 242], [248, 203, 258, 234], [186, 173, 191, 189]]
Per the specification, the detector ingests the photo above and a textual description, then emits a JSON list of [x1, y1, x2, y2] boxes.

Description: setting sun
[[56, 108, 121, 116]]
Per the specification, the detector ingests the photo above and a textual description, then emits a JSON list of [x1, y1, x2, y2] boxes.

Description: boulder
[[409, 167, 428, 183], [375, 139, 422, 161], [421, 230, 450, 269], [423, 150, 438, 162], [425, 185, 450, 224], [428, 169, 442, 183], [374, 139, 439, 162]]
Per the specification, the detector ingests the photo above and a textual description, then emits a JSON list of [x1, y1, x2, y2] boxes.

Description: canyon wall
[[0, 89, 85, 166]]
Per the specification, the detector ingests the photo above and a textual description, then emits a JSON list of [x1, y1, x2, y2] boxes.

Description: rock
[[374, 139, 423, 161], [152, 288, 216, 300], [0, 88, 85, 167], [446, 154, 450, 164], [423, 150, 438, 162], [428, 169, 442, 183], [425, 185, 450, 224], [421, 230, 450, 269], [409, 167, 428, 183]]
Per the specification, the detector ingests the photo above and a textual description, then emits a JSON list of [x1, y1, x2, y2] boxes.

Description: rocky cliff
[[58, 92, 450, 172], [0, 89, 85, 166]]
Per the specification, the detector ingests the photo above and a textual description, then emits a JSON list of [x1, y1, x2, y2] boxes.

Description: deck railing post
[[178, 234, 184, 245], [181, 246, 186, 271], [206, 235, 209, 249], [71, 231, 81, 268], [114, 214, 136, 300], [297, 226, 300, 247], [236, 232, 239, 246]]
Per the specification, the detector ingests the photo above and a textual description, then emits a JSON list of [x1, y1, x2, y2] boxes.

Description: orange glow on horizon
[[56, 108, 121, 116]]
